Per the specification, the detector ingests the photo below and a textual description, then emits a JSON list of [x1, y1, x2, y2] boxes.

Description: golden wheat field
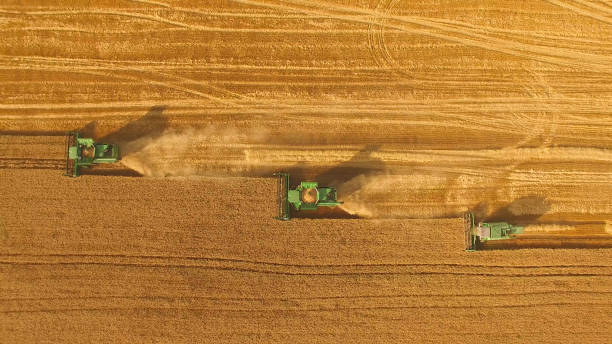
[[1, 0, 612, 342]]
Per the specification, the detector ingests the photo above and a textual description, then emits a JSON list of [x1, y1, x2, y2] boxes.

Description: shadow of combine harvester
[[94, 105, 169, 154]]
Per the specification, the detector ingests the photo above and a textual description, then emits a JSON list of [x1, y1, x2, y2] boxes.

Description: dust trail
[[519, 223, 611, 238], [503, 196, 553, 216], [337, 173, 404, 218], [119, 126, 269, 177], [523, 224, 576, 233]]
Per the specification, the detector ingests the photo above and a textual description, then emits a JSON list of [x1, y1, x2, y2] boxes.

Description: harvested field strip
[[3, 252, 612, 269]]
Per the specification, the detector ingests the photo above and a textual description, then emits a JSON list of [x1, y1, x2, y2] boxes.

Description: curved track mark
[[231, 0, 612, 73], [544, 0, 612, 25]]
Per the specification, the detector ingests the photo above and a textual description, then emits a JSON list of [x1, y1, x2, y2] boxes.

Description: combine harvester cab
[[64, 131, 120, 177], [274, 172, 343, 220], [464, 212, 524, 251]]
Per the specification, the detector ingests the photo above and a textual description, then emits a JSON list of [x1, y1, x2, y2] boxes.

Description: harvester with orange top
[[274, 172, 343, 220]]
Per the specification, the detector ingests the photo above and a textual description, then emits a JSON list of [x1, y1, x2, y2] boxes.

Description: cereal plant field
[[1, 0, 611, 342]]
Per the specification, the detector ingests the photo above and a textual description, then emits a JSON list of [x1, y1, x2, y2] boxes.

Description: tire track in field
[[3, 55, 250, 101], [572, 0, 612, 15], [530, 70, 561, 148], [2, 291, 610, 314], [423, 17, 612, 48], [0, 158, 62, 169], [544, 0, 612, 25], [5, 290, 611, 302], [4, 302, 611, 314], [0, 57, 225, 103], [123, 0, 343, 20], [367, 0, 608, 78], [0, 97, 597, 114], [291, 0, 612, 66], [12, 3, 602, 49], [0, 55, 247, 105], [510, 69, 562, 149], [2, 261, 610, 278], [4, 9, 192, 29], [0, 27, 191, 34], [0, 25, 390, 35], [128, 0, 342, 25], [2, 8, 391, 34], [7, 2, 611, 48], [367, 0, 393, 70], [127, 0, 172, 8], [232, 0, 612, 73], [4, 253, 610, 269], [0, 135, 64, 170], [2, 254, 611, 277], [367, 0, 414, 80]]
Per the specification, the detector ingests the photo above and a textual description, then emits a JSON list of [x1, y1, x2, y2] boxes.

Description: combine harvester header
[[64, 131, 120, 177], [274, 172, 343, 220]]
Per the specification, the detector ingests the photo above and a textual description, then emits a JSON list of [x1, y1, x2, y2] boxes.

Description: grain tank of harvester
[[274, 172, 343, 220], [464, 212, 524, 251], [64, 131, 120, 177]]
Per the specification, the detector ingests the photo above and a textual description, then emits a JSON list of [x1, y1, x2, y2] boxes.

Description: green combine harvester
[[64, 131, 120, 177], [464, 212, 524, 251], [274, 172, 343, 220]]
